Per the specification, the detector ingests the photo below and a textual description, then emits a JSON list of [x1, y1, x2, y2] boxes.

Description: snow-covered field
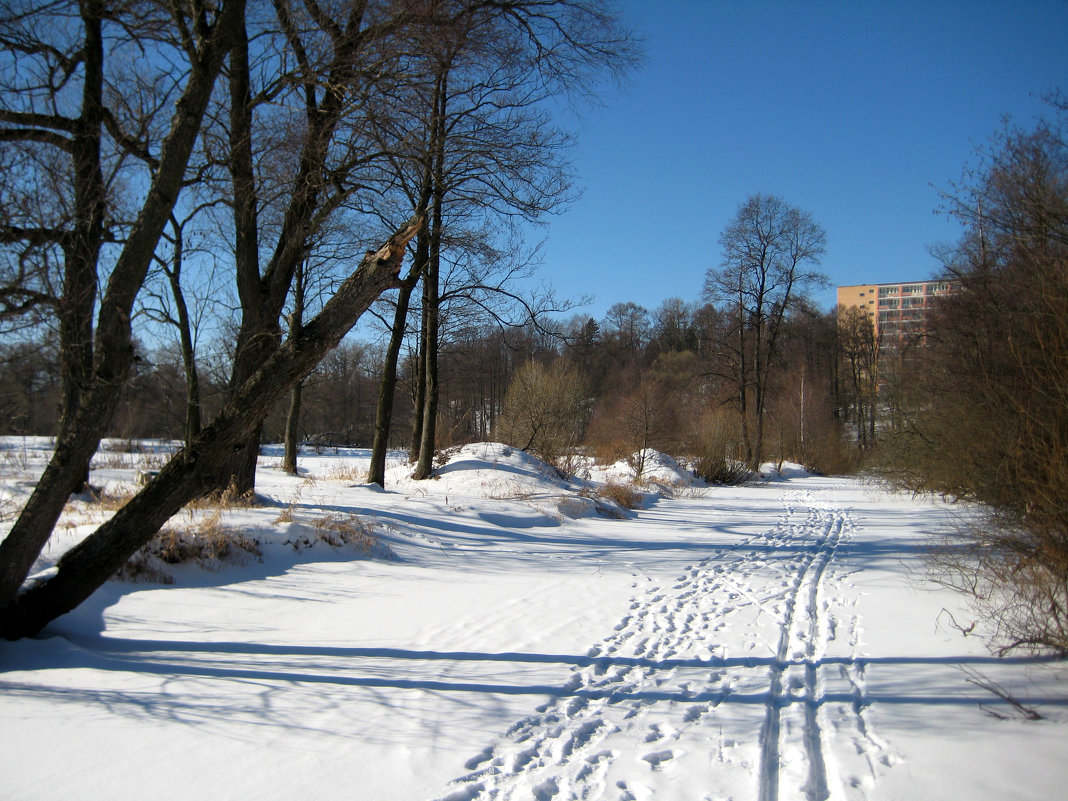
[[1, 439, 1065, 801]]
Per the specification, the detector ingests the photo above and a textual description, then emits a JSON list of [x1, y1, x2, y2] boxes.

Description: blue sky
[[535, 0, 1068, 318]]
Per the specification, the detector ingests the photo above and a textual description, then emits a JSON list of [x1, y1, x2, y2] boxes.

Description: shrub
[[689, 408, 752, 485], [496, 360, 589, 472], [595, 481, 643, 510]]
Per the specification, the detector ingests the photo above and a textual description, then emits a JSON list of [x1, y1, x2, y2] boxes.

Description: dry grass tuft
[[597, 481, 644, 510], [579, 481, 644, 516], [282, 511, 390, 556], [117, 510, 262, 583], [185, 479, 259, 510], [310, 513, 380, 550], [89, 486, 137, 511], [321, 464, 366, 482]]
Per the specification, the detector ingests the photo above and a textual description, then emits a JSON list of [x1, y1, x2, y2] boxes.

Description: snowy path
[[436, 489, 888, 801], [2, 460, 1067, 801]]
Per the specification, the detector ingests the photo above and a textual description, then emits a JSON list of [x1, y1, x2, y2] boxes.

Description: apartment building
[[837, 279, 955, 341]]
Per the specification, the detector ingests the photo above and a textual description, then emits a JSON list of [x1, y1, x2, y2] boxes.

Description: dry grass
[[184, 479, 259, 510], [284, 512, 389, 556], [320, 464, 366, 482], [579, 481, 644, 515], [94, 451, 167, 471], [117, 510, 262, 583]]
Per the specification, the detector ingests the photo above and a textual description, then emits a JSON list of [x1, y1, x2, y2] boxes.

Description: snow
[[1, 440, 1066, 801]]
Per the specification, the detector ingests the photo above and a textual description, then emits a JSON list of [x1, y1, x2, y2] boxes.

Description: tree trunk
[[0, 216, 421, 640], [165, 217, 202, 448], [56, 0, 106, 495], [219, 14, 266, 495], [414, 69, 448, 481], [410, 266, 428, 460], [282, 381, 303, 475], [413, 217, 442, 479], [282, 261, 307, 475], [0, 0, 245, 611], [368, 271, 419, 487]]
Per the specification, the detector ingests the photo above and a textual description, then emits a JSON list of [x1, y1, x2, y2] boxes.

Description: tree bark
[[217, 13, 266, 494], [283, 382, 303, 474], [0, 216, 421, 640], [164, 217, 202, 448], [410, 260, 429, 460]]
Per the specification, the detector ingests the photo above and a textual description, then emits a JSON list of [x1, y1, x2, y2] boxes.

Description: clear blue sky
[[535, 0, 1068, 319]]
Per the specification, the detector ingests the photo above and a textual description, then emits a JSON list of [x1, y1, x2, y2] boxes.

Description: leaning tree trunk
[[0, 216, 421, 640]]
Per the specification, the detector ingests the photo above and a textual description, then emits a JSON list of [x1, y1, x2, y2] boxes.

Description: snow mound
[[595, 449, 695, 486], [390, 442, 572, 501], [758, 461, 811, 481]]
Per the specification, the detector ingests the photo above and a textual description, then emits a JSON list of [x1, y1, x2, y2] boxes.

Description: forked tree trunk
[[0, 216, 421, 640]]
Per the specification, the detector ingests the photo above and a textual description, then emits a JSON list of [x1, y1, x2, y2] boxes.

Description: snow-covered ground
[[1, 440, 1065, 800]]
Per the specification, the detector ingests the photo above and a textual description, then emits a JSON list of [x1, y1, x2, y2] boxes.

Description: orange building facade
[[837, 280, 955, 341]]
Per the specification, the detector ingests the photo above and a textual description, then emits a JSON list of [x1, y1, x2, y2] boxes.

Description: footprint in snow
[[641, 749, 676, 771]]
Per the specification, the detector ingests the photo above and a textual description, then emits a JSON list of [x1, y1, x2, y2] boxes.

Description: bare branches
[[703, 194, 828, 468], [879, 99, 1068, 656]]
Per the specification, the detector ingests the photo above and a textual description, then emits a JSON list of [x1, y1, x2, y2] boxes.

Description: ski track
[[433, 489, 891, 801]]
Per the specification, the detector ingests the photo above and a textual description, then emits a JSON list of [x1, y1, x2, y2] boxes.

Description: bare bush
[[592, 481, 644, 510], [496, 360, 589, 473], [689, 408, 752, 485], [929, 514, 1068, 655]]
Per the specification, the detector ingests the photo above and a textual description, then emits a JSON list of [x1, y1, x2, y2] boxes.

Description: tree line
[[1, 0, 1061, 655]]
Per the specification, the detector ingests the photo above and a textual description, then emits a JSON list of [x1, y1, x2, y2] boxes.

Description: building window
[[878, 286, 899, 298]]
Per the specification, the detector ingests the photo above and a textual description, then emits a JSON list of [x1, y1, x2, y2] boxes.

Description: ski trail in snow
[[758, 493, 844, 801], [432, 488, 885, 801]]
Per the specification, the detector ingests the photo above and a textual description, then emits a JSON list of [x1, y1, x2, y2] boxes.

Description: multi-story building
[[837, 279, 956, 341]]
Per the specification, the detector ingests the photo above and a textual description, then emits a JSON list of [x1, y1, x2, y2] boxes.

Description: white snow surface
[[1, 439, 1066, 801]]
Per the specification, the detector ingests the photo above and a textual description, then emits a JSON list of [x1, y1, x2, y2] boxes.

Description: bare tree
[[703, 194, 827, 469], [364, 0, 637, 483], [877, 100, 1068, 653], [1, 215, 421, 639], [0, 0, 248, 613]]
